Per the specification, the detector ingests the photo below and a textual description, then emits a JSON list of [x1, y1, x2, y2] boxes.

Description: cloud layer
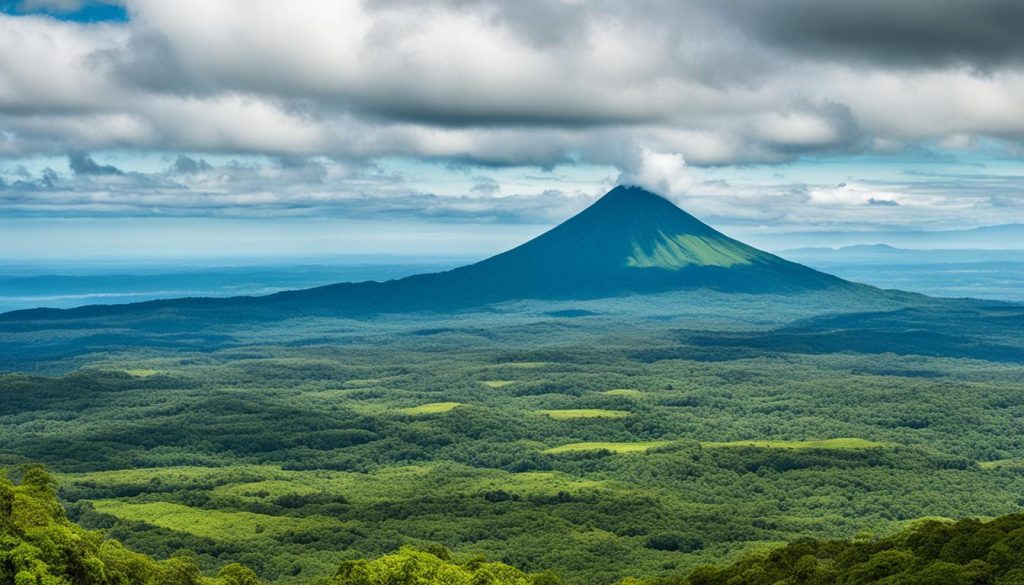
[[0, 0, 1022, 231], [4, 0, 1024, 162]]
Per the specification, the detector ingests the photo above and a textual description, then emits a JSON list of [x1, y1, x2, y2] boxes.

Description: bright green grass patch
[[538, 409, 630, 419], [89, 500, 344, 542], [979, 459, 1024, 470], [79, 464, 604, 508], [401, 402, 462, 415], [123, 369, 159, 377], [627, 233, 757, 269], [544, 441, 672, 454], [466, 471, 605, 496], [63, 465, 286, 490], [602, 389, 644, 398], [342, 378, 385, 388], [504, 362, 546, 368], [482, 380, 515, 388], [210, 480, 322, 503], [345, 402, 394, 416], [701, 438, 885, 450]]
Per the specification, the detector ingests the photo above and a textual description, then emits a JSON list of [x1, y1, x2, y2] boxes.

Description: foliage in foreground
[[8, 465, 1024, 585], [0, 467, 555, 585], [1, 466, 261, 585], [333, 547, 559, 585], [667, 514, 1024, 585]]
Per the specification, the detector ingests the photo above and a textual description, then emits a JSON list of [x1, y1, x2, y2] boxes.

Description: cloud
[[711, 0, 1024, 70], [0, 155, 595, 224], [0, 1, 1022, 167], [619, 149, 694, 197], [0, 1, 1022, 232], [68, 153, 124, 175], [169, 155, 211, 174], [868, 198, 900, 207], [469, 176, 501, 195], [1, 152, 1020, 233]]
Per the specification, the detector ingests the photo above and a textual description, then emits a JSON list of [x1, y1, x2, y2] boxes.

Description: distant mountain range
[[743, 224, 1024, 252], [0, 260, 472, 313], [781, 244, 1024, 265], [1, 186, 865, 321]]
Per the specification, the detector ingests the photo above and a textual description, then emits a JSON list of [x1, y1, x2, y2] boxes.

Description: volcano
[[431, 185, 848, 297], [1, 186, 857, 321], [266, 185, 852, 310]]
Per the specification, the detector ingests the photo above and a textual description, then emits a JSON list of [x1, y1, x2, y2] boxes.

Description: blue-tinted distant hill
[[781, 244, 1024, 265], [778, 245, 1024, 302]]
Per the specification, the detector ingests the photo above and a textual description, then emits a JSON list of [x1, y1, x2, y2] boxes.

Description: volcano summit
[[427, 185, 850, 298]]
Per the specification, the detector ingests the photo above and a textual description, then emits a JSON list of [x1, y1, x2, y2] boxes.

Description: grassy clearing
[[504, 362, 547, 368], [701, 438, 885, 450], [89, 500, 343, 542], [210, 480, 321, 503], [602, 389, 644, 398], [342, 378, 387, 388], [979, 459, 1024, 470], [400, 402, 461, 415], [466, 471, 606, 496], [123, 369, 159, 377], [73, 463, 608, 509], [62, 465, 285, 490], [482, 380, 515, 388], [538, 409, 630, 419], [544, 441, 672, 454]]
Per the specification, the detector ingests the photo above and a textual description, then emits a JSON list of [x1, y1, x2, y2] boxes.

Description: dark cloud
[[68, 153, 124, 176], [868, 198, 900, 207], [170, 155, 211, 174], [0, 166, 59, 191], [469, 176, 500, 195], [715, 0, 1024, 69]]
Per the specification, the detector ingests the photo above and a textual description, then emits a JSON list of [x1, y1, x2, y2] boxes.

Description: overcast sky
[[1, 0, 1023, 257]]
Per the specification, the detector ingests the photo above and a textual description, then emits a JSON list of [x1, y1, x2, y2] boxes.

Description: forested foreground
[[7, 466, 1024, 585]]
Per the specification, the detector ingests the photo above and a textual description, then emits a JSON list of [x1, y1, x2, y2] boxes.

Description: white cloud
[[1, 2, 1022, 165], [619, 149, 694, 197]]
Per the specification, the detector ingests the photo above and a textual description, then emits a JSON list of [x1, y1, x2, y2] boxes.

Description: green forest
[[2, 292, 1024, 583]]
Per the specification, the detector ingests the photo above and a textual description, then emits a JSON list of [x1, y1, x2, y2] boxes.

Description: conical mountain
[[1, 186, 856, 321], [264, 185, 850, 312], [439, 185, 846, 297]]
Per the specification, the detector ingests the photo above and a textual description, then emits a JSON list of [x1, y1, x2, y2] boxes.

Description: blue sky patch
[[1, 0, 127, 23]]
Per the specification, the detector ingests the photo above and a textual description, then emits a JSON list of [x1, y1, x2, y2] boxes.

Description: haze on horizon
[[1, 0, 1023, 259]]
